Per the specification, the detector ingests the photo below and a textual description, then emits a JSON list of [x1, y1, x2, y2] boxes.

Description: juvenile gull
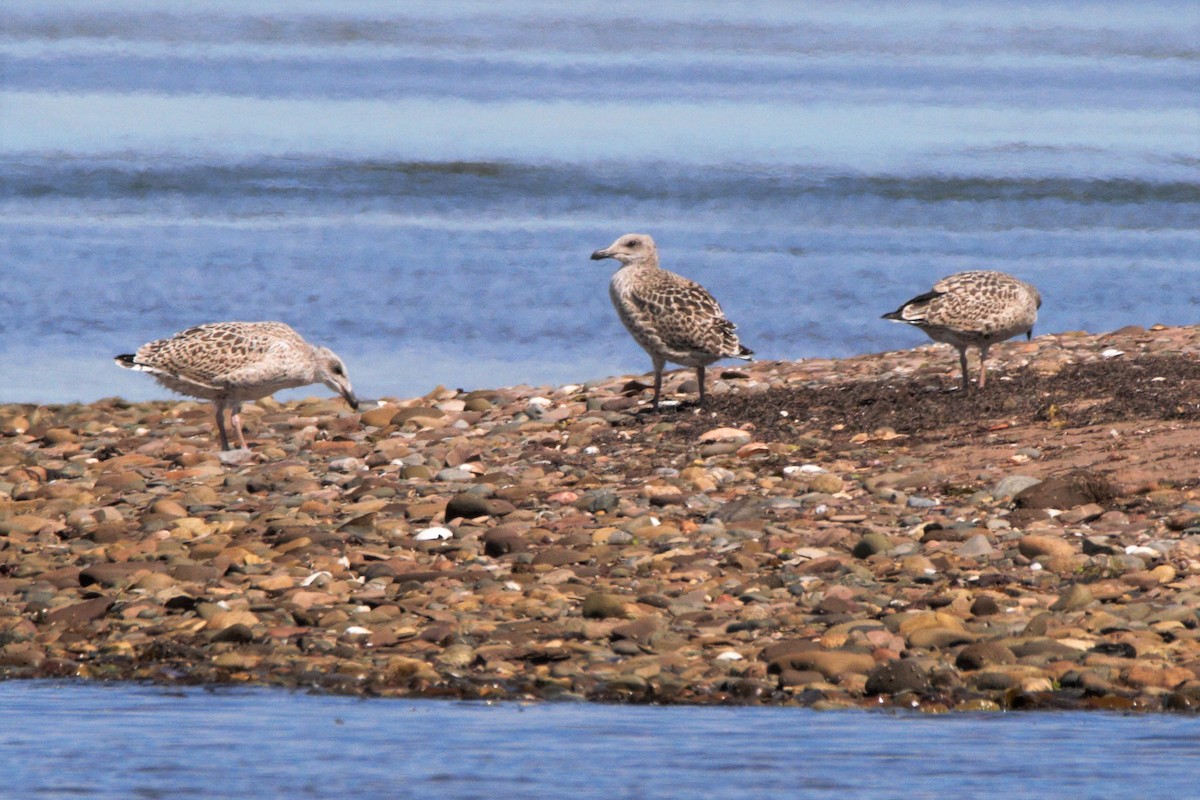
[[115, 321, 358, 450], [882, 270, 1041, 392], [591, 233, 753, 408]]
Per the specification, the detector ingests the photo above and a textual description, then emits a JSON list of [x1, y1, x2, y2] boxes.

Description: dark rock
[[43, 597, 113, 627], [970, 595, 1001, 616], [574, 490, 619, 514], [164, 594, 197, 611], [581, 592, 629, 619], [1089, 641, 1137, 658], [483, 528, 527, 557], [1013, 469, 1115, 510], [865, 659, 932, 695], [445, 493, 493, 521], [170, 564, 224, 583], [1009, 638, 1085, 660], [726, 618, 777, 633], [210, 623, 256, 643], [361, 562, 399, 580]]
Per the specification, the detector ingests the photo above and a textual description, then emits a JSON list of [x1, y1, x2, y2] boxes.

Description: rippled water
[[1, 1, 1198, 402], [2, 681, 1199, 800]]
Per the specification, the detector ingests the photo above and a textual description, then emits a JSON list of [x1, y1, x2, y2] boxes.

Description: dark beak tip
[[590, 250, 607, 260]]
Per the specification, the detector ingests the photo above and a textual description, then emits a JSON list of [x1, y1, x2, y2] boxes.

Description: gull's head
[[314, 346, 358, 410], [590, 233, 658, 267]]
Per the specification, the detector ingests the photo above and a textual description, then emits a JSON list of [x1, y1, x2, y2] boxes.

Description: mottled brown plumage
[[115, 321, 357, 450], [883, 270, 1041, 392], [591, 233, 752, 408]]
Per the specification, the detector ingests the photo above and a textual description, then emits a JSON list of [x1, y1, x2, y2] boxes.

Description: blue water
[[1, 681, 1198, 800], [1, 1, 1198, 403]]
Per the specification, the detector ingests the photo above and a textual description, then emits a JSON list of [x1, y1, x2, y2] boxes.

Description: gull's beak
[[327, 380, 358, 411], [590, 248, 610, 260]]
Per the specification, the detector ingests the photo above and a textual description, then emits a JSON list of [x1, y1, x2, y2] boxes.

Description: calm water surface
[[2, 681, 1199, 800], [1, 1, 1198, 402]]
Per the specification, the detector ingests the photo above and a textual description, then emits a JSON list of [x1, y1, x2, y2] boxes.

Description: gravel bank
[[4, 324, 1200, 712]]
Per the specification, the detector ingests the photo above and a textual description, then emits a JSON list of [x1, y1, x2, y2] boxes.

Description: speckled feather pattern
[[121, 322, 334, 402], [116, 321, 355, 450], [886, 270, 1041, 350], [883, 270, 1041, 391], [603, 239, 752, 368]]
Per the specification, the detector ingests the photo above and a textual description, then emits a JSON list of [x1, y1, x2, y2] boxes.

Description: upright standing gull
[[882, 270, 1041, 392], [115, 321, 358, 450], [591, 233, 753, 408]]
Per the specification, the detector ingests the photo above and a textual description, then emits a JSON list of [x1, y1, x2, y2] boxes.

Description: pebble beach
[[5, 325, 1200, 712]]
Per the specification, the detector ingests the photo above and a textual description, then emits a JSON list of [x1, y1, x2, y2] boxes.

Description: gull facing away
[[882, 270, 1041, 393], [591, 233, 753, 408], [115, 321, 358, 451]]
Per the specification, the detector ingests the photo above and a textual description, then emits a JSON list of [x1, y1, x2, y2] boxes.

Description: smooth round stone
[[359, 406, 399, 427], [955, 641, 1017, 670], [482, 529, 526, 556], [435, 644, 475, 668], [581, 592, 629, 619], [698, 427, 752, 444], [445, 493, 497, 520], [1050, 583, 1094, 611], [133, 572, 177, 591], [574, 491, 618, 516], [956, 534, 996, 558], [808, 474, 844, 494], [611, 640, 643, 656], [435, 467, 475, 482], [1019, 535, 1076, 560], [865, 659, 931, 695], [992, 475, 1043, 498], [970, 595, 1002, 616], [852, 533, 894, 559]]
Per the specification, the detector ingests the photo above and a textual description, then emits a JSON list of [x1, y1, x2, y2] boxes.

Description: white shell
[[301, 570, 332, 587], [415, 526, 453, 541]]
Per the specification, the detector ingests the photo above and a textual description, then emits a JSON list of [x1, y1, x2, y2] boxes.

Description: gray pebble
[[956, 534, 995, 558], [992, 475, 1043, 498], [435, 467, 475, 482]]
